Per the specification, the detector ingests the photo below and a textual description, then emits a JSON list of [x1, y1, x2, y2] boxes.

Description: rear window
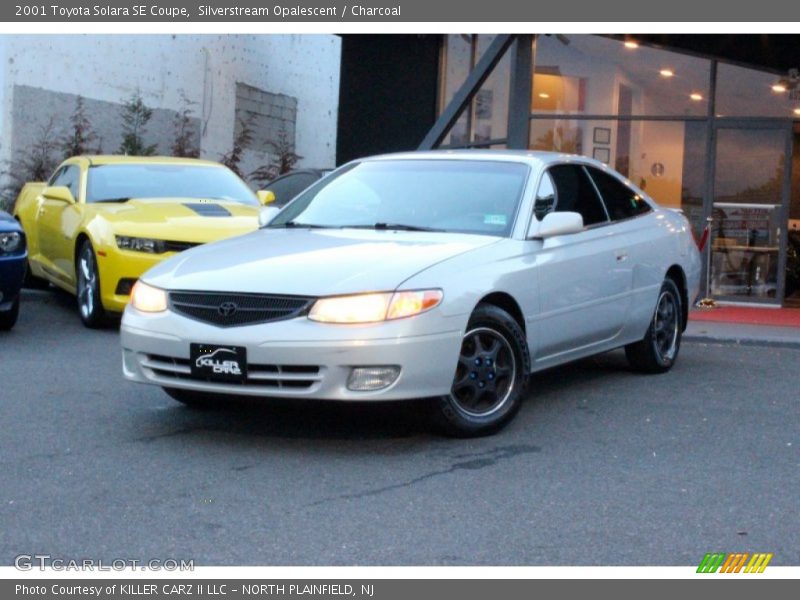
[[586, 167, 652, 221]]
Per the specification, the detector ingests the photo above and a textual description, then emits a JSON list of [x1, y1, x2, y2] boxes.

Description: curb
[[684, 335, 800, 349]]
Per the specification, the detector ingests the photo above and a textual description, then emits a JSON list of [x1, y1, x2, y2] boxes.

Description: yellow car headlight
[[130, 281, 168, 313], [308, 290, 443, 324]]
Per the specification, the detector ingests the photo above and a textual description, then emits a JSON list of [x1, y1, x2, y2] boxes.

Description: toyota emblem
[[217, 301, 238, 317]]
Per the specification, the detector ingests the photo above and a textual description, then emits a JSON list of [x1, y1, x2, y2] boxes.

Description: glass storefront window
[[787, 124, 800, 305], [710, 127, 787, 300], [532, 35, 711, 117], [529, 118, 707, 236], [439, 35, 510, 146], [715, 62, 800, 118]]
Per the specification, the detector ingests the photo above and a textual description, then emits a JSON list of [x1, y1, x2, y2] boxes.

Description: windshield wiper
[[345, 222, 444, 232], [93, 197, 130, 203], [268, 221, 333, 229]]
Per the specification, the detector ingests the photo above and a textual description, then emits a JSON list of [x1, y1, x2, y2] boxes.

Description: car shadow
[[20, 286, 121, 330], [139, 350, 636, 443]]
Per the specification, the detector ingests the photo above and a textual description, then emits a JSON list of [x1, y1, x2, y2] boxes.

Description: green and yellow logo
[[697, 552, 773, 573]]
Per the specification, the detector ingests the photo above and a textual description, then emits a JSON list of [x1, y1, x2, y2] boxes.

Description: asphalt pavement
[[0, 289, 798, 566]]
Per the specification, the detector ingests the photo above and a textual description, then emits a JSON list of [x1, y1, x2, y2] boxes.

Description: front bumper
[[121, 306, 466, 401], [0, 251, 26, 309], [98, 249, 174, 313]]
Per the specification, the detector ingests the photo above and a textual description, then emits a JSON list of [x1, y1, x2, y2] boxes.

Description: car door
[[584, 165, 659, 336], [37, 164, 83, 283], [533, 164, 630, 360]]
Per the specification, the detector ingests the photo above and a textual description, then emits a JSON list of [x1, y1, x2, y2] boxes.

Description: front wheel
[[625, 278, 683, 373], [0, 296, 20, 331], [432, 304, 529, 437], [76, 240, 107, 328]]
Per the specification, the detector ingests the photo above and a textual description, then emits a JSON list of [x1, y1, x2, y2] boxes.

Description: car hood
[[142, 228, 502, 296], [92, 198, 259, 242]]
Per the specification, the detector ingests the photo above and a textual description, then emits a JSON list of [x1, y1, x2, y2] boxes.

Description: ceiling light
[[794, 108, 800, 115], [659, 69, 674, 78], [624, 41, 638, 49], [690, 93, 703, 101], [538, 92, 550, 98], [772, 84, 787, 93]]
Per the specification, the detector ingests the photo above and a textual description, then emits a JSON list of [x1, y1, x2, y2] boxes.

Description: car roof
[[71, 155, 225, 168], [361, 149, 611, 170]]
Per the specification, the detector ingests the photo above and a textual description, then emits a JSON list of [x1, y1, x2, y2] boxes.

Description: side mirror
[[258, 206, 281, 227], [42, 185, 75, 204], [529, 211, 584, 239], [256, 190, 276, 205]]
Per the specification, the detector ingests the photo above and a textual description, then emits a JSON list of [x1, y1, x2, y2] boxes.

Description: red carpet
[[690, 306, 800, 328]]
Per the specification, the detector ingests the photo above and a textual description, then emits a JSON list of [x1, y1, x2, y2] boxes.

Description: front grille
[[169, 291, 314, 327], [163, 240, 201, 253], [115, 278, 138, 295], [142, 354, 322, 390]]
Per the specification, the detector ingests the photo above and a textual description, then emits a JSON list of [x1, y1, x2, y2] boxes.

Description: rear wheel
[[432, 304, 529, 437], [76, 240, 106, 328], [625, 278, 683, 373], [0, 295, 20, 331], [163, 387, 223, 409]]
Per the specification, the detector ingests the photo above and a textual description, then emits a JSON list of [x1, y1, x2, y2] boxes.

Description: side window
[[52, 165, 81, 200], [586, 167, 651, 221], [48, 167, 65, 186], [533, 172, 556, 221], [267, 173, 320, 207], [548, 164, 608, 227]]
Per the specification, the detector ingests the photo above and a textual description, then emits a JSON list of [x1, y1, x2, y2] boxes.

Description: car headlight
[[116, 235, 166, 253], [130, 281, 168, 313], [308, 290, 443, 324], [0, 231, 23, 254]]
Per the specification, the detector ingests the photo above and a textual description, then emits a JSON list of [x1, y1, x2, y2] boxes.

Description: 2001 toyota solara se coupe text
[[121, 151, 701, 436]]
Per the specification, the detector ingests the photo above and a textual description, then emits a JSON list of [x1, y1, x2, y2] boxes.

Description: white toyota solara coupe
[[121, 151, 701, 436]]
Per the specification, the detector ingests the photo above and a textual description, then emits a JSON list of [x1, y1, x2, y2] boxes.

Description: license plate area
[[190, 344, 247, 383]]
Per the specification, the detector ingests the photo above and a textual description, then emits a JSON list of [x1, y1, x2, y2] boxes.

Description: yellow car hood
[[94, 198, 260, 243]]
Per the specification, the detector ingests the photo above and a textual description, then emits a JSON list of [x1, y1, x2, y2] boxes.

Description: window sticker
[[484, 214, 507, 226]]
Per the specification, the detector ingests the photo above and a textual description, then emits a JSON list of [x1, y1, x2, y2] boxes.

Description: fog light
[[347, 366, 400, 391]]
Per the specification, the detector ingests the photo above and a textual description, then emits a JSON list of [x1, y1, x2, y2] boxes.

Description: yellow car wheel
[[76, 240, 107, 328]]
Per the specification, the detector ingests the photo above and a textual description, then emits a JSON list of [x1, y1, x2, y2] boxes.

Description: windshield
[[269, 159, 529, 236], [86, 164, 258, 205]]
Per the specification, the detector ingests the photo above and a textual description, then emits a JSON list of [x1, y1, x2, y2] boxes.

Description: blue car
[[0, 210, 26, 330]]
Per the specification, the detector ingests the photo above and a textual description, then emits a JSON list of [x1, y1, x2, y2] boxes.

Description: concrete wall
[[0, 34, 341, 200]]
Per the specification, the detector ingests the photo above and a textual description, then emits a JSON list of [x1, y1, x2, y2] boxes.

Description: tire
[[432, 303, 529, 437], [0, 295, 20, 331], [163, 387, 222, 409], [76, 240, 107, 328], [625, 277, 683, 373]]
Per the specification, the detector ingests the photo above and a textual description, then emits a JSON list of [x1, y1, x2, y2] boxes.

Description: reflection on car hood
[[142, 228, 502, 296]]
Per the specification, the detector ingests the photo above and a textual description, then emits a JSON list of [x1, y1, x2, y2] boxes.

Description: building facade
[[0, 34, 341, 204], [431, 34, 800, 306]]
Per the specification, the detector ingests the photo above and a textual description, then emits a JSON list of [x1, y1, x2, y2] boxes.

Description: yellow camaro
[[14, 156, 273, 327]]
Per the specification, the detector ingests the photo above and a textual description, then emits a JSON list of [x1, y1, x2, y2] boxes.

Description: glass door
[[710, 123, 792, 304]]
